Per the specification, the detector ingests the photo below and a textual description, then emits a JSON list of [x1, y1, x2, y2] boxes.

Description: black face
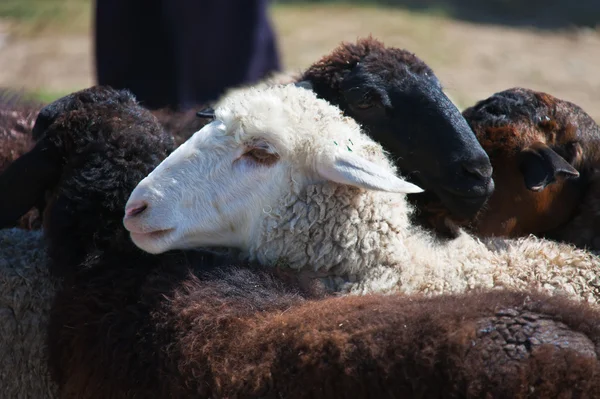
[[336, 64, 494, 219]]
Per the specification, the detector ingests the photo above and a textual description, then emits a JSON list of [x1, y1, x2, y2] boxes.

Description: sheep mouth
[[435, 188, 492, 219], [129, 228, 175, 241], [408, 175, 494, 220]]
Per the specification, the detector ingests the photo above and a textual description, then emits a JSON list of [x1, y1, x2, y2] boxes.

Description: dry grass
[[273, 5, 600, 119], [0, 0, 90, 36], [0, 2, 599, 120]]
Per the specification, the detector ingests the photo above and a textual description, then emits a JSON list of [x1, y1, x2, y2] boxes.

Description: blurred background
[[0, 0, 598, 119]]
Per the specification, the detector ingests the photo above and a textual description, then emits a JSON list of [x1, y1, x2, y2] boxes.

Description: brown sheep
[[419, 87, 600, 249], [53, 267, 600, 399], [3, 86, 600, 398]]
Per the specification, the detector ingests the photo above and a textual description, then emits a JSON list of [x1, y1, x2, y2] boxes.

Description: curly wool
[[210, 85, 414, 282], [211, 84, 400, 187], [250, 183, 412, 277], [249, 174, 600, 302], [299, 36, 437, 107], [208, 86, 600, 303], [355, 231, 600, 301], [0, 228, 58, 399]]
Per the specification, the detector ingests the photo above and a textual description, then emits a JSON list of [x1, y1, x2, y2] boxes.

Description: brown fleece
[[52, 268, 600, 399], [300, 36, 434, 106]]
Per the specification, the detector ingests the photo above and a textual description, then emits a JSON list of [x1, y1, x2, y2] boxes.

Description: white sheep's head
[[123, 85, 423, 254]]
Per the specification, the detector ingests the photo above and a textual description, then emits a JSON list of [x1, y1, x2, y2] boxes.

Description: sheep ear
[[294, 80, 313, 91], [31, 91, 78, 140], [519, 142, 579, 192], [196, 107, 215, 119], [0, 138, 61, 227], [316, 150, 424, 194]]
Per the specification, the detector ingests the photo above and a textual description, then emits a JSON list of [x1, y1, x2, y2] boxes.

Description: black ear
[[0, 138, 62, 227], [31, 93, 76, 140], [294, 80, 314, 91], [519, 142, 579, 192], [196, 107, 215, 119]]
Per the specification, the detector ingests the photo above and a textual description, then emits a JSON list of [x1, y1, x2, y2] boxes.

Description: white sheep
[[124, 84, 600, 304], [0, 227, 58, 399]]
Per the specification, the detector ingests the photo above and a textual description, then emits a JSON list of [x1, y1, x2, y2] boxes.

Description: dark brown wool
[[2, 86, 600, 398], [300, 36, 434, 104]]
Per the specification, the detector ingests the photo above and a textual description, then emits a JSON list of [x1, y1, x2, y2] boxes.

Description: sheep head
[[428, 87, 598, 238], [124, 84, 422, 255], [298, 37, 494, 220], [466, 88, 599, 237], [0, 86, 175, 275]]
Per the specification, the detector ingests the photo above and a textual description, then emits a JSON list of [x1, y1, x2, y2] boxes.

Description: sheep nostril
[[125, 202, 148, 218], [461, 161, 493, 182]]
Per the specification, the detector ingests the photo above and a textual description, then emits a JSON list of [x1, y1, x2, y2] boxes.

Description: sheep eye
[[344, 88, 378, 111], [243, 146, 279, 166], [354, 101, 374, 110], [350, 94, 380, 112]]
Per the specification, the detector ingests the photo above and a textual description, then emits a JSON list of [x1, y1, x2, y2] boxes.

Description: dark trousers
[[95, 0, 281, 110]]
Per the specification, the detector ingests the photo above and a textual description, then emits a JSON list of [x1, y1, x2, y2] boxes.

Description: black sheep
[[298, 37, 494, 223]]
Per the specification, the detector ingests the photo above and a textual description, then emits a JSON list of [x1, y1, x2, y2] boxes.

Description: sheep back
[[0, 228, 58, 398]]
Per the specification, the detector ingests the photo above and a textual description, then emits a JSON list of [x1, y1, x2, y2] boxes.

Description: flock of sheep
[[1, 36, 600, 398]]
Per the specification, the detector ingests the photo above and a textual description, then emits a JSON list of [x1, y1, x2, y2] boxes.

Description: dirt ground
[[0, 5, 599, 119]]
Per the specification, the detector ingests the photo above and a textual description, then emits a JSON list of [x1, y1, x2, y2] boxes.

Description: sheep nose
[[461, 159, 493, 181], [125, 201, 148, 218]]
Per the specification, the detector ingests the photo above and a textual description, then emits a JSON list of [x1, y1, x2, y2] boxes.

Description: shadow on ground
[[276, 0, 600, 30]]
